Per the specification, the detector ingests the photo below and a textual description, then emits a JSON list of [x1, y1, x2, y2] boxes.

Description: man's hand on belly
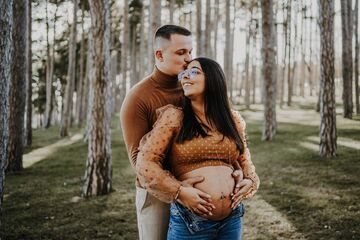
[[181, 176, 205, 187]]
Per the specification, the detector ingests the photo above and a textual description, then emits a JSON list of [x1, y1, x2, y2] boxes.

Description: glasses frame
[[178, 68, 203, 81]]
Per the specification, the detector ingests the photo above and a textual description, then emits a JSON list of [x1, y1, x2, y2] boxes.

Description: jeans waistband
[[170, 202, 245, 234]]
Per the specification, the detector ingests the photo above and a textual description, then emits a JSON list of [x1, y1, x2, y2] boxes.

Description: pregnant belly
[[178, 166, 235, 221]]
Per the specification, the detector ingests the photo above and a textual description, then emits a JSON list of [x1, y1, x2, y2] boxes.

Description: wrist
[[174, 184, 183, 202]]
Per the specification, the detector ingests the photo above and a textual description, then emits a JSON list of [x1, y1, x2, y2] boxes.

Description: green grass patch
[[247, 120, 360, 240]]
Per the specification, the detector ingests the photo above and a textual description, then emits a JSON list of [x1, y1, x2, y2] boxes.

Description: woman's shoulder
[[155, 104, 183, 127], [230, 109, 246, 129]]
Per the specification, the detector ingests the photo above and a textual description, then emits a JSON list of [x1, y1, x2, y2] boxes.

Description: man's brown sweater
[[120, 66, 183, 169]]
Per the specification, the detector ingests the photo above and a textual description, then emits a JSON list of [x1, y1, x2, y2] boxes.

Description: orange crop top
[[136, 104, 260, 203]]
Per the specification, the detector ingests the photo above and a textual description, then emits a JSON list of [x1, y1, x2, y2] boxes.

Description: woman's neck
[[191, 98, 213, 129]]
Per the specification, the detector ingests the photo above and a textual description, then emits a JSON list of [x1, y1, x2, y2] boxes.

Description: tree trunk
[[355, 0, 360, 114], [75, 2, 86, 128], [0, 0, 13, 209], [204, 0, 211, 57], [252, 24, 257, 104], [44, 0, 53, 128], [83, 0, 112, 197], [60, 0, 77, 137], [148, 0, 161, 73], [318, 0, 337, 157], [196, 0, 202, 56], [7, 0, 28, 172], [214, 0, 219, 59], [341, 0, 353, 119], [224, 0, 231, 97], [245, 14, 251, 109], [81, 31, 91, 127], [169, 0, 175, 24], [261, 0, 277, 141], [299, 1, 306, 98], [286, 0, 292, 106], [138, 4, 145, 80], [120, 0, 129, 107], [280, 1, 288, 108], [25, 0, 32, 146]]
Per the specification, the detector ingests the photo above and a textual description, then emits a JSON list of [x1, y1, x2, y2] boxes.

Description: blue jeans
[[167, 202, 245, 240]]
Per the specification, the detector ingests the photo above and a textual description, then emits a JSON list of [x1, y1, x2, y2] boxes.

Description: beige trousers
[[136, 187, 170, 240]]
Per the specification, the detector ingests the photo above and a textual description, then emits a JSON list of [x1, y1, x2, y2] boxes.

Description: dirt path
[[243, 195, 306, 240], [23, 133, 83, 168]]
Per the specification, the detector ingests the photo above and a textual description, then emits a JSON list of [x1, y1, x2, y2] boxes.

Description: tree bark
[[224, 0, 231, 97], [75, 1, 86, 127], [261, 0, 277, 141], [318, 0, 337, 157], [341, 0, 353, 119], [245, 13, 251, 109], [83, 0, 112, 197], [169, 0, 175, 24], [25, 0, 32, 146], [60, 0, 77, 137], [252, 22, 257, 104], [196, 0, 202, 56], [214, 0, 219, 59], [204, 0, 211, 57], [0, 0, 13, 209], [120, 0, 129, 106], [7, 0, 28, 172], [148, 0, 161, 73], [355, 0, 360, 114], [286, 0, 292, 106]]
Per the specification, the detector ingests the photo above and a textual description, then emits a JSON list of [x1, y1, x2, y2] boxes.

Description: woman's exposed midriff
[[178, 165, 235, 221]]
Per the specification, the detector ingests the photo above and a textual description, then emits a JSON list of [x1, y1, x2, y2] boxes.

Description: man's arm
[[120, 92, 149, 170]]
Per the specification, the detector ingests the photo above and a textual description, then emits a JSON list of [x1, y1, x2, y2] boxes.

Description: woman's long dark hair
[[176, 57, 244, 154]]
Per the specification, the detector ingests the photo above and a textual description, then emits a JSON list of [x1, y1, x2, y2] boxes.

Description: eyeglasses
[[177, 68, 203, 81]]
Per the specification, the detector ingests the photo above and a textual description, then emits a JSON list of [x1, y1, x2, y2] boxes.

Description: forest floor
[[1, 103, 359, 240]]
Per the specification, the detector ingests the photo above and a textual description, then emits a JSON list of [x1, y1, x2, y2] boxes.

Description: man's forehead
[[168, 34, 192, 49]]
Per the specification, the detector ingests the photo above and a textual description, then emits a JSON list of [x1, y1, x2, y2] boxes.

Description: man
[[120, 25, 247, 240]]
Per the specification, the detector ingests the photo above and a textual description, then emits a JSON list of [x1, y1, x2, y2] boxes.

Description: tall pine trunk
[[355, 0, 360, 114], [60, 0, 77, 137], [7, 0, 28, 172], [196, 0, 202, 56], [0, 0, 13, 209], [318, 0, 337, 157], [147, 0, 161, 73], [75, 2, 86, 127], [120, 0, 129, 106], [83, 0, 112, 197], [341, 0, 354, 119], [204, 0, 211, 57], [261, 0, 277, 141], [25, 0, 32, 146]]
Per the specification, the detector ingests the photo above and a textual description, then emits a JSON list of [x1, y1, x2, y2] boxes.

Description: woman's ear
[[155, 50, 164, 62]]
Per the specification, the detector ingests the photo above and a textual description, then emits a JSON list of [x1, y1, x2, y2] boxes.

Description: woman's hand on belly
[[179, 166, 236, 221]]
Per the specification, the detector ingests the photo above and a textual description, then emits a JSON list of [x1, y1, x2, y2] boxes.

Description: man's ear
[[155, 50, 164, 62]]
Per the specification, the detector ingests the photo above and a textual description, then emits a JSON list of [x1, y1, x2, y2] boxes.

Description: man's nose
[[184, 53, 192, 63]]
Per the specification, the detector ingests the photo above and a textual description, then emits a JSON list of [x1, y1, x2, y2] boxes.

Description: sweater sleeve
[[136, 105, 183, 203], [231, 110, 260, 199], [120, 90, 150, 170]]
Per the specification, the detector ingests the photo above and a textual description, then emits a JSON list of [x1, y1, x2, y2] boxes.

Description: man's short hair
[[155, 25, 191, 40]]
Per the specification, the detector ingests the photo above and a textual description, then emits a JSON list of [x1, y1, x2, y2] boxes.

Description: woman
[[136, 57, 259, 239]]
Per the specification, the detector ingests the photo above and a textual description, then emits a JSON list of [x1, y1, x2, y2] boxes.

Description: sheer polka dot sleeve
[[231, 110, 260, 199], [136, 104, 183, 203]]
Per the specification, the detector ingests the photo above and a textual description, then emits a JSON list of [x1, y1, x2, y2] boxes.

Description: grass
[[1, 110, 359, 239]]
